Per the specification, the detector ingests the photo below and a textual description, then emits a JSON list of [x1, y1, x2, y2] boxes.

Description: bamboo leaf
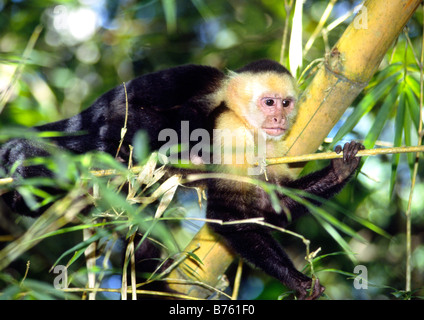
[[310, 205, 364, 242], [367, 62, 402, 87], [191, 0, 213, 20], [321, 199, 392, 239], [404, 76, 421, 131], [187, 252, 204, 265], [281, 188, 365, 242], [154, 183, 178, 219], [136, 152, 160, 187], [331, 72, 401, 147], [363, 83, 399, 150], [314, 216, 357, 263], [161, 0, 177, 33], [51, 232, 105, 269]]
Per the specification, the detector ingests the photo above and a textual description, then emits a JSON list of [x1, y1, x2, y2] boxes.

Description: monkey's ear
[[227, 70, 239, 79]]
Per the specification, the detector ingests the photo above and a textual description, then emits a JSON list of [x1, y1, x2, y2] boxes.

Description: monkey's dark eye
[[265, 99, 275, 106], [282, 99, 291, 108]]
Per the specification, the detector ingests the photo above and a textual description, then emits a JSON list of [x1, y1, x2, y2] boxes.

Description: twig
[[1, 145, 424, 186], [115, 82, 129, 159], [20, 261, 30, 287], [83, 228, 97, 300], [0, 25, 43, 115], [121, 232, 136, 300], [231, 259, 243, 300], [303, 0, 337, 57], [60, 286, 205, 300], [265, 145, 424, 165]]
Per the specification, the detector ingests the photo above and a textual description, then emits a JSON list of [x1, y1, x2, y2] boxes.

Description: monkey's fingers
[[305, 279, 325, 300], [351, 142, 365, 158], [342, 142, 351, 162], [343, 141, 364, 163]]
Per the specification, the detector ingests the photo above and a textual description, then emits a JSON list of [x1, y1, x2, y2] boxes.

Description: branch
[[266, 145, 424, 165]]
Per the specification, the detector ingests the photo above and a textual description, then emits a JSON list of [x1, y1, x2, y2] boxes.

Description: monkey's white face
[[225, 71, 298, 141], [244, 73, 297, 140], [258, 93, 296, 140]]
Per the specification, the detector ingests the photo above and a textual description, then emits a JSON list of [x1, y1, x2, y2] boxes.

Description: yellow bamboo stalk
[[166, 224, 234, 298]]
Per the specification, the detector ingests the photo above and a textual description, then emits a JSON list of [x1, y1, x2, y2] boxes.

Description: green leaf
[[21, 279, 78, 300], [187, 252, 204, 265], [404, 76, 421, 131], [281, 188, 365, 243], [311, 205, 364, 243], [30, 221, 126, 243], [363, 83, 399, 150], [161, 0, 177, 33], [369, 62, 403, 86], [191, 0, 213, 20], [314, 216, 357, 263], [323, 199, 391, 238], [52, 231, 106, 268], [331, 72, 401, 147]]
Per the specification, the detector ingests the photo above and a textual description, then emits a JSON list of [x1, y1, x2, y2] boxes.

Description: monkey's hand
[[296, 277, 325, 300], [331, 142, 364, 183]]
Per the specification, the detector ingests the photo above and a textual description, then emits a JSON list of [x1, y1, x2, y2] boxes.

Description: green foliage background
[[0, 0, 424, 300]]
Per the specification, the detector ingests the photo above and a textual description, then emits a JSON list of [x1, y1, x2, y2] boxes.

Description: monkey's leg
[[215, 227, 324, 299]]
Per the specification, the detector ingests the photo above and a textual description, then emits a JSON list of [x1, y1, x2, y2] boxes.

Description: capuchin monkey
[[0, 59, 363, 299]]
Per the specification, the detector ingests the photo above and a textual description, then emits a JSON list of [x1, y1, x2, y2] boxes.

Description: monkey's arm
[[278, 142, 364, 222]]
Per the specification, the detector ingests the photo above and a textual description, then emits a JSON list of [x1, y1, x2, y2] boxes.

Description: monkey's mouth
[[262, 127, 286, 136]]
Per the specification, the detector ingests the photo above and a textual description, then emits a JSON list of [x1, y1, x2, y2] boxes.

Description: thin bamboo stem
[[0, 25, 43, 115], [279, 0, 295, 64], [266, 145, 424, 165], [404, 4, 424, 296], [303, 0, 337, 57], [231, 259, 243, 300]]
